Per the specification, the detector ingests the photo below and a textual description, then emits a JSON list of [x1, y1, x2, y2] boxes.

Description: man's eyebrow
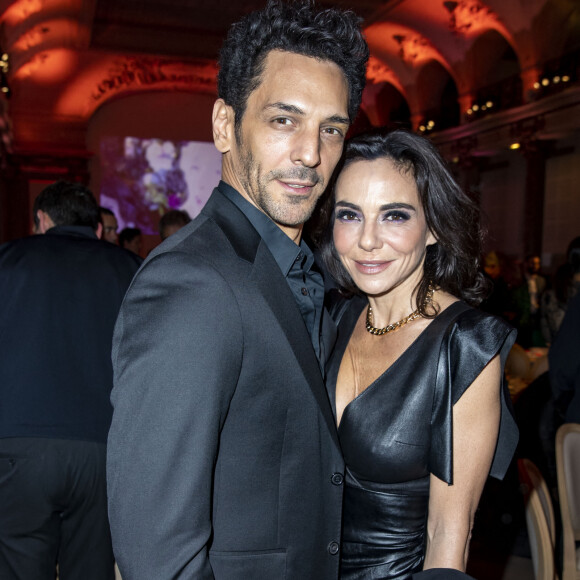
[[264, 102, 350, 125], [264, 102, 304, 115], [326, 114, 350, 126]]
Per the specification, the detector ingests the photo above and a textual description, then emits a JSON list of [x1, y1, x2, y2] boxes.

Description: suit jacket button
[[331, 473, 344, 485], [328, 541, 339, 555]]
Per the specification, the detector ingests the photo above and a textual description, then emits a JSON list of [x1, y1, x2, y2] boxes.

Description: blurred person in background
[[158, 209, 191, 241], [480, 250, 513, 321], [511, 254, 546, 347], [118, 226, 142, 257], [99, 206, 119, 244], [541, 236, 580, 344], [0, 181, 141, 580]]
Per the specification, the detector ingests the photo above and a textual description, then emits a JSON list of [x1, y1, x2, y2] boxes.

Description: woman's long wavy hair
[[317, 129, 490, 316]]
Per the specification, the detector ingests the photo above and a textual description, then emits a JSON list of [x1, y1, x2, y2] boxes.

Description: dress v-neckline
[[336, 299, 466, 430]]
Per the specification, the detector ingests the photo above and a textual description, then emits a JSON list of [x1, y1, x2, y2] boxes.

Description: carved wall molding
[[6, 150, 90, 180], [392, 33, 432, 65], [443, 0, 498, 36], [366, 56, 395, 85], [92, 57, 218, 104]]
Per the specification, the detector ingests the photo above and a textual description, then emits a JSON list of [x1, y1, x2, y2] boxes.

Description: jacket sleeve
[[107, 251, 243, 580]]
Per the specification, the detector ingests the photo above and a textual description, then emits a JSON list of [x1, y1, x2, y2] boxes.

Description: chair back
[[518, 458, 558, 580], [555, 422, 580, 580], [506, 343, 531, 380]]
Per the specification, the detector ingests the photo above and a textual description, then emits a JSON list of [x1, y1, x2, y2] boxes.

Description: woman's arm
[[423, 355, 502, 571]]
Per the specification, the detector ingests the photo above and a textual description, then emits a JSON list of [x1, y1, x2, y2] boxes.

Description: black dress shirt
[[220, 181, 326, 368]]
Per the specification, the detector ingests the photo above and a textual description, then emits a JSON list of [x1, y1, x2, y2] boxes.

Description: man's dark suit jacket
[[107, 185, 345, 580], [0, 226, 142, 442]]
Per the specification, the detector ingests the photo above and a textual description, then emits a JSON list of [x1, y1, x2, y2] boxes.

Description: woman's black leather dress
[[326, 299, 518, 579]]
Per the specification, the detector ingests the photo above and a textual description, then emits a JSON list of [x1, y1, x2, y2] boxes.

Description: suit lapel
[[251, 245, 341, 448], [203, 188, 341, 447], [201, 188, 262, 263]]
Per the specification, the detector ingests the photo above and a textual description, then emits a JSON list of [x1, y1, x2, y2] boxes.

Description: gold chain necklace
[[365, 284, 434, 336]]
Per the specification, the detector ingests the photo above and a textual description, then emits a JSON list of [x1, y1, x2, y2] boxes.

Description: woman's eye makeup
[[335, 207, 412, 223], [383, 210, 411, 222], [335, 209, 361, 222]]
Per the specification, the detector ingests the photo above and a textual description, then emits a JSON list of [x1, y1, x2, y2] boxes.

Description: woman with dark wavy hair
[[320, 129, 518, 579]]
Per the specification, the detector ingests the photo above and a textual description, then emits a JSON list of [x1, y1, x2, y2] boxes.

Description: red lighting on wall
[[1, 0, 43, 26], [14, 49, 76, 83]]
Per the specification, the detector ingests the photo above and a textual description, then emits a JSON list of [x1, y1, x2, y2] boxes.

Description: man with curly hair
[[107, 2, 368, 578]]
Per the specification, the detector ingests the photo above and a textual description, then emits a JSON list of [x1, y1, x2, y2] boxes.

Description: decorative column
[[520, 66, 543, 103], [457, 93, 475, 124], [521, 141, 551, 257], [447, 135, 481, 198], [410, 111, 424, 132], [510, 116, 550, 256]]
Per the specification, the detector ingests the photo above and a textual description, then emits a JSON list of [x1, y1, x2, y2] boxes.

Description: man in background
[[512, 254, 547, 346], [118, 226, 142, 256], [107, 1, 368, 578], [159, 208, 191, 241], [0, 181, 141, 579], [99, 206, 119, 244]]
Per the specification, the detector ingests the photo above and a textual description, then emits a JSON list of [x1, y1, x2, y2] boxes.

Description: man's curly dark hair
[[218, 0, 369, 132]]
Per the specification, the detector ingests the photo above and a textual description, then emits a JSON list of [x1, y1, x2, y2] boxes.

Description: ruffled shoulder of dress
[[445, 307, 516, 404], [429, 304, 518, 484]]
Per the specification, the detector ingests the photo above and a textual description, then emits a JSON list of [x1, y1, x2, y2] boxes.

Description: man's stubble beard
[[236, 135, 325, 228]]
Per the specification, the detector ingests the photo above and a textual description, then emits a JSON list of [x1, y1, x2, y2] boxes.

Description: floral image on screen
[[99, 136, 222, 234]]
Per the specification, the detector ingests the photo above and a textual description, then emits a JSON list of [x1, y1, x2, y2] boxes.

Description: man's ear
[[96, 222, 103, 239], [212, 99, 235, 154], [36, 210, 55, 234]]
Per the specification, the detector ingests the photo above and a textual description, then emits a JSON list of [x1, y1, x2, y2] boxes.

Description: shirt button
[[295, 252, 303, 262], [301, 287, 308, 296], [328, 541, 339, 555], [331, 473, 344, 486]]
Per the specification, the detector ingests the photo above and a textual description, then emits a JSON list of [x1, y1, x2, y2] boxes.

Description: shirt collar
[[218, 180, 315, 276], [45, 225, 99, 239]]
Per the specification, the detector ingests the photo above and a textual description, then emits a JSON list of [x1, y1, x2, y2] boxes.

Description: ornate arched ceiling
[[0, 0, 577, 153]]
